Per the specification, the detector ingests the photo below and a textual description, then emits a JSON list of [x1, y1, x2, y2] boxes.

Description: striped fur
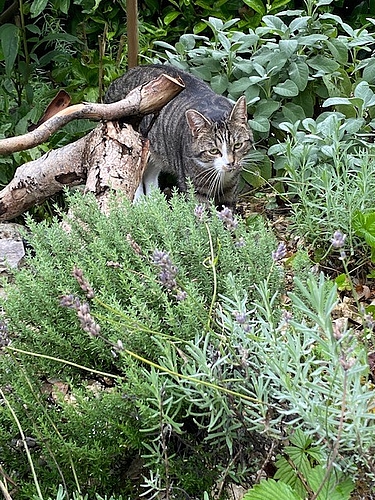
[[105, 64, 253, 208]]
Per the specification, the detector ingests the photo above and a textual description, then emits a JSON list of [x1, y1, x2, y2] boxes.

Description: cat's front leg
[[143, 154, 162, 196], [133, 154, 162, 203]]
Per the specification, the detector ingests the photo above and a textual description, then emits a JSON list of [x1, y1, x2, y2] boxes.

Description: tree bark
[[0, 74, 184, 221], [84, 122, 149, 214]]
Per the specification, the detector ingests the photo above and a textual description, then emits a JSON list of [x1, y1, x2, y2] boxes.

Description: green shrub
[[269, 113, 375, 266], [150, 2, 375, 186], [0, 189, 282, 498], [1, 190, 374, 498]]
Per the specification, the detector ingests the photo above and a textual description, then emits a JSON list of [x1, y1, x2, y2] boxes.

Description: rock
[[0, 223, 26, 272]]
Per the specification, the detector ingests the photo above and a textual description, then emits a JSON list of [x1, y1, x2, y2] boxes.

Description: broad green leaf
[[60, 0, 70, 14], [354, 81, 375, 108], [244, 85, 260, 104], [235, 34, 259, 51], [289, 16, 310, 33], [0, 24, 19, 77], [307, 465, 354, 500], [268, 143, 287, 155], [30, 0, 49, 17], [322, 97, 355, 107], [179, 34, 196, 51], [243, 479, 301, 500], [342, 118, 365, 135], [242, 0, 265, 16], [281, 103, 306, 123], [217, 31, 231, 52], [353, 211, 375, 257], [302, 118, 316, 132], [228, 77, 251, 94], [254, 99, 280, 118], [249, 116, 270, 133], [262, 15, 288, 33], [234, 60, 253, 73], [163, 11, 180, 25], [190, 65, 212, 81], [279, 39, 298, 58], [288, 60, 309, 91], [26, 24, 41, 35], [206, 16, 224, 31], [320, 12, 354, 36], [193, 21, 207, 35], [363, 59, 375, 84], [322, 69, 351, 98], [326, 39, 348, 65], [154, 41, 177, 52], [273, 80, 299, 97], [307, 55, 340, 74], [222, 18, 241, 30], [210, 74, 229, 94], [266, 52, 288, 73], [269, 0, 293, 13], [275, 455, 308, 498], [242, 168, 267, 188], [293, 90, 314, 117], [297, 34, 328, 46]]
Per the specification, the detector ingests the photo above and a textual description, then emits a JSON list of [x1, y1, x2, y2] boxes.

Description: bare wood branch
[[0, 74, 185, 221], [0, 74, 185, 155], [0, 121, 150, 221]]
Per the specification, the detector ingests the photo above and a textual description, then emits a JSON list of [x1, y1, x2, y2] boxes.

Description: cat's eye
[[234, 142, 243, 150], [208, 148, 220, 155]]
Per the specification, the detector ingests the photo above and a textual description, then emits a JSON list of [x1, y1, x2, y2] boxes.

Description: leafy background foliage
[[2, 0, 375, 498]]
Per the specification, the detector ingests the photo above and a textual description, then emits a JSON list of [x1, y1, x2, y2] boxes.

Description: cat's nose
[[223, 160, 241, 172], [223, 153, 235, 170]]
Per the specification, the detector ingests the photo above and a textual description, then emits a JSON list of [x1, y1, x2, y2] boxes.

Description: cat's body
[[105, 64, 253, 208]]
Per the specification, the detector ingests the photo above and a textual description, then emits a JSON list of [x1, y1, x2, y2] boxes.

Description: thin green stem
[[204, 222, 218, 331], [6, 345, 268, 407], [6, 346, 119, 379], [0, 388, 44, 500], [310, 367, 348, 500], [119, 348, 267, 405], [15, 359, 81, 496]]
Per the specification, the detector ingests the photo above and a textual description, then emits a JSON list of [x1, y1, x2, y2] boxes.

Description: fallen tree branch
[[0, 73, 184, 155], [0, 73, 185, 221]]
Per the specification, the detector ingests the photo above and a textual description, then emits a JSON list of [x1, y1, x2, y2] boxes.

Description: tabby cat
[[105, 64, 253, 208]]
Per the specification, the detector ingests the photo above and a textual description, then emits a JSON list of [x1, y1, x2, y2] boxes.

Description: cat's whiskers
[[196, 168, 218, 196], [195, 164, 225, 199]]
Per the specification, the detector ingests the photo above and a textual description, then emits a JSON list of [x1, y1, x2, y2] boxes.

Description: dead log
[[84, 121, 149, 214], [0, 74, 184, 221]]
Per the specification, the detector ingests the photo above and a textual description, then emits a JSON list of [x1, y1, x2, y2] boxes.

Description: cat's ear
[[185, 109, 211, 137], [229, 96, 248, 124]]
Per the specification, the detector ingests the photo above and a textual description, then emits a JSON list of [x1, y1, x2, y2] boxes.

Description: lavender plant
[[1, 189, 374, 498], [270, 114, 375, 265]]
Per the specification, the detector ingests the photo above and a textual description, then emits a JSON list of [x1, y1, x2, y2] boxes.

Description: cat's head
[[185, 96, 253, 191]]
